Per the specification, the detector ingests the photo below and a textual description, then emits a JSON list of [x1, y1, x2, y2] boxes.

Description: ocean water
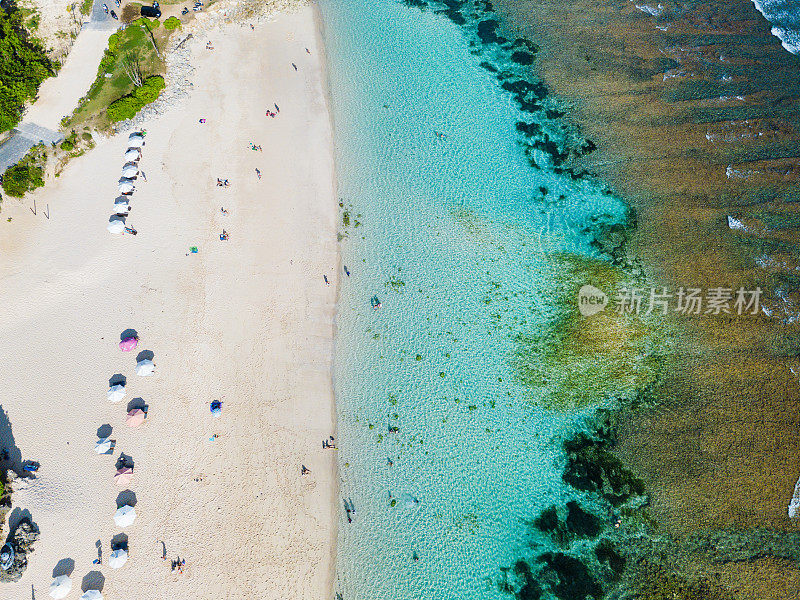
[[752, 0, 800, 53], [319, 1, 632, 598]]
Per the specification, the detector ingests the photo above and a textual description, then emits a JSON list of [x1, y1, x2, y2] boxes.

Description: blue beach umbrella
[[210, 400, 222, 416]]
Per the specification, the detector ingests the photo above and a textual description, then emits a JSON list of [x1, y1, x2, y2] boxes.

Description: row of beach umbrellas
[[53, 335, 155, 594], [108, 133, 145, 234]]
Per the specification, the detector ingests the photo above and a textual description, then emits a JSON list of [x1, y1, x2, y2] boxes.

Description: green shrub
[[2, 162, 44, 197], [134, 16, 159, 30], [59, 139, 74, 151], [164, 16, 180, 30], [0, 8, 54, 133], [107, 32, 120, 53], [98, 49, 116, 74], [106, 75, 165, 122], [81, 131, 93, 141]]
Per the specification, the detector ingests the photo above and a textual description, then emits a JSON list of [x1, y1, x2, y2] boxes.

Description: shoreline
[[0, 5, 339, 599], [310, 1, 340, 596]]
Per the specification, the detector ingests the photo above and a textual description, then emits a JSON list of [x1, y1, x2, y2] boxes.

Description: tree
[[0, 8, 54, 133], [121, 51, 143, 87]]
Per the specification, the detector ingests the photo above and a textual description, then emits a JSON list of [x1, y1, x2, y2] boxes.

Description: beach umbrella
[[80, 591, 103, 600], [107, 384, 126, 403], [129, 132, 143, 140], [122, 165, 138, 178], [135, 359, 155, 376], [118, 180, 134, 194], [126, 408, 146, 428], [124, 149, 140, 161], [108, 548, 128, 569], [128, 132, 144, 144], [210, 400, 222, 417], [119, 336, 138, 351], [114, 504, 137, 527], [94, 437, 112, 454], [49, 575, 72, 599], [128, 139, 144, 149], [107, 218, 125, 234], [114, 467, 133, 486]]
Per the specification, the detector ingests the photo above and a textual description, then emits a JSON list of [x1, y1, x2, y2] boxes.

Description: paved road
[[0, 0, 118, 174], [85, 0, 123, 31]]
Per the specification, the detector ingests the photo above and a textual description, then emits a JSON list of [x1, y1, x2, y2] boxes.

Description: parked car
[[140, 4, 162, 17], [110, 9, 118, 18], [102, 3, 108, 12]]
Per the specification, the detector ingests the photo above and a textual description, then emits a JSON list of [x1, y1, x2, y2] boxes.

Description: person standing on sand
[[255, 168, 261, 179]]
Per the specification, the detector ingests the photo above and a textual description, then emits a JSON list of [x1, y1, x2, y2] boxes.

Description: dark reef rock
[[594, 539, 625, 580], [0, 520, 39, 583], [511, 50, 535, 65], [531, 501, 603, 541], [477, 19, 509, 45], [562, 428, 646, 507], [533, 506, 559, 533], [565, 501, 602, 538], [516, 121, 542, 137], [538, 552, 602, 600]]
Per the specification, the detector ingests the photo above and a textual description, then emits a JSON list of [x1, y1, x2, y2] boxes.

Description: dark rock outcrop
[[0, 520, 39, 582]]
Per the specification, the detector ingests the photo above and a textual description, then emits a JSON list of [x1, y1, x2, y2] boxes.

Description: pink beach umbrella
[[125, 409, 146, 428], [119, 337, 138, 352], [114, 467, 133, 486]]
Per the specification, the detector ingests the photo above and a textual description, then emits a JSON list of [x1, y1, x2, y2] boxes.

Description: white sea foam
[[635, 3, 664, 16], [727, 215, 747, 230], [751, 0, 800, 54], [726, 166, 754, 179]]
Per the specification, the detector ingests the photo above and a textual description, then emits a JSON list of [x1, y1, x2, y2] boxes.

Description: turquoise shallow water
[[320, 1, 630, 597]]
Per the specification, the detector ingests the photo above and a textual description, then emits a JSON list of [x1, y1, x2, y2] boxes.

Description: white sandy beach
[[0, 5, 338, 599]]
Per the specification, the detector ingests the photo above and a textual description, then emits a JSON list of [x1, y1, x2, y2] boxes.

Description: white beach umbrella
[[109, 548, 128, 569], [80, 591, 103, 600], [107, 384, 126, 402], [94, 437, 112, 454], [121, 165, 138, 178], [107, 218, 125, 234], [128, 137, 144, 148], [113, 198, 131, 213], [49, 575, 72, 599], [114, 504, 137, 527], [135, 359, 155, 376], [124, 148, 140, 161], [118, 180, 134, 194]]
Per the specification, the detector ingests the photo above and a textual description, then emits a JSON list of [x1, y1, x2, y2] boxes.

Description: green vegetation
[[512, 253, 667, 409], [106, 75, 164, 122], [164, 16, 181, 29], [18, 5, 40, 31], [66, 20, 172, 129], [0, 7, 54, 133], [80, 0, 94, 15], [1, 144, 46, 198], [629, 561, 734, 600]]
